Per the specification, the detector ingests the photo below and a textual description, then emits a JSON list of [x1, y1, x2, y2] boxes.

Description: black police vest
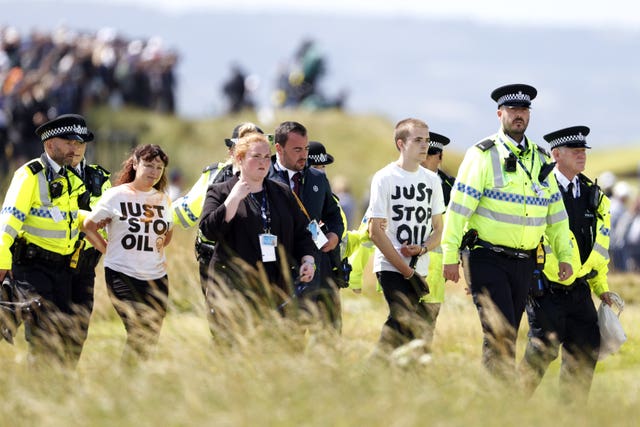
[[438, 169, 456, 207], [562, 181, 596, 264]]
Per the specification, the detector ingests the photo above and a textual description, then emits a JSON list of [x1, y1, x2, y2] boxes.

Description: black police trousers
[[13, 260, 76, 364], [520, 280, 600, 402], [468, 247, 535, 379]]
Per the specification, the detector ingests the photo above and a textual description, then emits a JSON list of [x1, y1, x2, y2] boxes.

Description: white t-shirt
[[87, 184, 173, 280], [369, 163, 445, 276]]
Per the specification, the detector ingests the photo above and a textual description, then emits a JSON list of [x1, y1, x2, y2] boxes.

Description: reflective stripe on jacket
[[442, 129, 572, 265]]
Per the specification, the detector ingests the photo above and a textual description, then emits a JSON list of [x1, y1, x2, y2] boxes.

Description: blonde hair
[[233, 133, 270, 167]]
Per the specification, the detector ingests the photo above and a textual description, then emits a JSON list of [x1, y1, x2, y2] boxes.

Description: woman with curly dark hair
[[83, 144, 173, 362]]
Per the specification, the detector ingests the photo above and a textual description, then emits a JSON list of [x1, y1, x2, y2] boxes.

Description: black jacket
[[199, 176, 317, 291]]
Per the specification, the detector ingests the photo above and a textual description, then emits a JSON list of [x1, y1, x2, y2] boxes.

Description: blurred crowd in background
[[0, 25, 178, 172], [599, 170, 640, 273]]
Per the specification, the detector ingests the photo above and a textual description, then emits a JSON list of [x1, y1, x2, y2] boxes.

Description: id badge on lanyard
[[308, 219, 329, 249], [259, 233, 277, 262]]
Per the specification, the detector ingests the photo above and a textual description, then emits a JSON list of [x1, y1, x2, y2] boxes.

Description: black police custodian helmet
[[428, 131, 450, 155], [35, 114, 94, 143], [307, 141, 334, 166], [224, 122, 264, 148], [491, 83, 537, 108], [543, 125, 591, 149]]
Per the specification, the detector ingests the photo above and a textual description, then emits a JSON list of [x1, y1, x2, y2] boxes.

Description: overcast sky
[[70, 0, 640, 29]]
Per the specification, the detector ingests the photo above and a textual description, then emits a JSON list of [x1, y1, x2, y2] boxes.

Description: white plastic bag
[[598, 292, 626, 361]]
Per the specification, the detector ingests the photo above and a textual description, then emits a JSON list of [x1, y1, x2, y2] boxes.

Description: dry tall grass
[[0, 228, 638, 427]]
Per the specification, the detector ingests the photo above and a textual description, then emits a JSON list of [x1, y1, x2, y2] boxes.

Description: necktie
[[292, 172, 302, 196], [567, 182, 574, 198]]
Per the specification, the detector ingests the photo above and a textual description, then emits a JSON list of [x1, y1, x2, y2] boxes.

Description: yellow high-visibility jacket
[[0, 155, 86, 269], [543, 175, 611, 296], [441, 129, 573, 265], [172, 161, 230, 229]]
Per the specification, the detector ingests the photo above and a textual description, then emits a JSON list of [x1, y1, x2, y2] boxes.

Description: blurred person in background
[[609, 180, 632, 271], [199, 132, 316, 342], [83, 144, 173, 362], [519, 126, 614, 403]]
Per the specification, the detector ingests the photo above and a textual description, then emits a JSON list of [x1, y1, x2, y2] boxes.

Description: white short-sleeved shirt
[[369, 163, 445, 276], [87, 184, 173, 280]]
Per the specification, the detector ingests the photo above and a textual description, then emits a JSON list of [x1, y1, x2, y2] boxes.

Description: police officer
[[419, 131, 456, 352], [0, 114, 92, 363], [173, 123, 264, 289], [68, 141, 111, 364], [269, 122, 344, 330], [441, 84, 574, 380], [519, 126, 614, 402]]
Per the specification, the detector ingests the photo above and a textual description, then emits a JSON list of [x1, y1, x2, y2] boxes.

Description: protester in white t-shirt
[[83, 144, 173, 362], [368, 118, 445, 356]]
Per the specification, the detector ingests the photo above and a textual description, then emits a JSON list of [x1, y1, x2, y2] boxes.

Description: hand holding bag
[[598, 292, 626, 361]]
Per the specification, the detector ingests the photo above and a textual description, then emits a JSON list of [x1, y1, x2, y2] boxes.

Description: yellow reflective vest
[[442, 129, 573, 265], [172, 161, 230, 229], [0, 155, 86, 269], [543, 175, 611, 296]]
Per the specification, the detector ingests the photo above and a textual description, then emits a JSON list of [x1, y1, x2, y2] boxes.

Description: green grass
[[1, 109, 639, 426], [0, 227, 638, 426]]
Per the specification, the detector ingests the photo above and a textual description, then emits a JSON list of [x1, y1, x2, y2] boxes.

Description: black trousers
[[468, 248, 535, 379], [376, 271, 430, 352], [13, 260, 75, 364], [105, 267, 168, 361], [520, 280, 600, 402]]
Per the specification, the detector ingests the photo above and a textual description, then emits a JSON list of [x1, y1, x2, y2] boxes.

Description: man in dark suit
[[269, 121, 345, 330]]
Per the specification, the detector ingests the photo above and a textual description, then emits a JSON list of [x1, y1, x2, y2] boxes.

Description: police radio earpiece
[[504, 153, 517, 173]]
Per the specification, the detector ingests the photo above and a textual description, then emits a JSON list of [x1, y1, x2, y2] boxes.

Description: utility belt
[[195, 235, 216, 264], [12, 238, 71, 268], [546, 276, 589, 294], [475, 238, 535, 259]]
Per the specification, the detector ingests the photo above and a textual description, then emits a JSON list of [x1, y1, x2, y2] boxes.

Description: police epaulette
[[202, 162, 220, 173], [26, 160, 44, 175], [89, 164, 111, 177], [475, 138, 495, 151], [536, 145, 550, 157]]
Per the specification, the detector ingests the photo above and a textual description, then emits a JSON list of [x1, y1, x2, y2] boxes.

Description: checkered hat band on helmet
[[40, 125, 89, 141]]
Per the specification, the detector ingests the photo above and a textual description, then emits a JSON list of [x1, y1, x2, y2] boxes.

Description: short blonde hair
[[233, 133, 270, 167]]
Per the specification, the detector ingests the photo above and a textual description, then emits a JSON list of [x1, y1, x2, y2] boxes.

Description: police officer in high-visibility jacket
[[0, 114, 92, 363], [419, 131, 456, 352], [519, 126, 614, 403], [68, 144, 111, 365], [172, 123, 264, 289], [441, 84, 573, 380]]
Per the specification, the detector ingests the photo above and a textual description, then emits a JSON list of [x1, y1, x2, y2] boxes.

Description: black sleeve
[[320, 174, 345, 238], [199, 179, 234, 241]]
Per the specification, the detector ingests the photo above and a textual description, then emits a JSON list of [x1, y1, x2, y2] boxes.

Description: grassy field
[[0, 227, 638, 427], [0, 109, 639, 426]]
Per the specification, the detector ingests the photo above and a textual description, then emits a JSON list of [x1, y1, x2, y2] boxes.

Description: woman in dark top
[[199, 132, 316, 321]]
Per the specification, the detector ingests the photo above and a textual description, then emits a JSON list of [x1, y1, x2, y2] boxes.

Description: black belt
[[547, 277, 587, 293], [475, 238, 535, 259], [23, 243, 70, 265]]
